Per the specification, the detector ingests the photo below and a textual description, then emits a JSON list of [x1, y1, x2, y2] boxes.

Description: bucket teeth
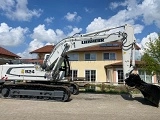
[[125, 74, 160, 107]]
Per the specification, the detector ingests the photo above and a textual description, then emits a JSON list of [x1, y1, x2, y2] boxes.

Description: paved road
[[0, 93, 160, 120]]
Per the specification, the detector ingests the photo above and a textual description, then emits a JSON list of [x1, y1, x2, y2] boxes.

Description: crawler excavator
[[0, 24, 160, 106]]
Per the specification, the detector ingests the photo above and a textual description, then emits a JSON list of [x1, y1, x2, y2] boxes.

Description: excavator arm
[[44, 24, 160, 107], [44, 24, 136, 81]]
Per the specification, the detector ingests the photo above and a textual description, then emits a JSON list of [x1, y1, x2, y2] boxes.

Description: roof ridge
[[30, 45, 54, 53], [0, 46, 20, 58]]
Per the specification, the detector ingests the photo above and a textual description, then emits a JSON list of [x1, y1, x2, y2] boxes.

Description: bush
[[80, 83, 137, 94]]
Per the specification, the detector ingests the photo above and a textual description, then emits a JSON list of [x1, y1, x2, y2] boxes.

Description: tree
[[141, 34, 160, 80]]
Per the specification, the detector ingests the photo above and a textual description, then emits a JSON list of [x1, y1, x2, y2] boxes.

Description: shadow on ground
[[121, 94, 157, 107]]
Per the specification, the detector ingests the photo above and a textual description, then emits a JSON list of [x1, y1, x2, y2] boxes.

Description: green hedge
[[80, 83, 140, 94]]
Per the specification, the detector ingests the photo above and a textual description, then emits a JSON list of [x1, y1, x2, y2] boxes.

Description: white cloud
[[17, 39, 44, 59], [0, 22, 28, 46], [31, 24, 83, 43], [84, 7, 93, 13], [109, 0, 128, 10], [64, 12, 81, 22], [67, 27, 82, 36], [18, 40, 55, 59], [141, 32, 159, 49], [44, 17, 54, 24], [17, 50, 35, 59], [133, 24, 144, 34], [140, 0, 160, 27], [86, 17, 108, 32], [66, 25, 73, 30], [86, 16, 144, 34], [85, 0, 158, 35], [109, 2, 119, 10], [0, 0, 42, 21], [45, 42, 54, 46], [86, 11, 132, 33], [31, 24, 66, 43], [109, 0, 160, 28], [28, 39, 45, 52], [136, 32, 159, 59], [18, 24, 82, 58]]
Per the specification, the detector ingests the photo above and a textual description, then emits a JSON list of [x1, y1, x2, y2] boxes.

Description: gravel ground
[[0, 93, 160, 120]]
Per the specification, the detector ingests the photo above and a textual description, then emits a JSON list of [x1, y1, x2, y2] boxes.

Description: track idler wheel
[[71, 83, 79, 95], [62, 87, 71, 102], [62, 92, 70, 102], [1, 88, 10, 97]]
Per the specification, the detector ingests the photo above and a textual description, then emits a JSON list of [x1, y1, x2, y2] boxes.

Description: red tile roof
[[104, 61, 142, 68], [0, 46, 20, 58], [30, 45, 54, 54]]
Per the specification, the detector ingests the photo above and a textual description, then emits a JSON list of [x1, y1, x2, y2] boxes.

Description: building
[[27, 45, 54, 64], [30, 43, 158, 84], [0, 46, 20, 64], [30, 45, 54, 59]]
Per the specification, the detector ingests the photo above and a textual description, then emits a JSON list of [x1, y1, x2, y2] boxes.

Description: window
[[107, 69, 113, 82], [68, 53, 78, 61], [138, 70, 152, 83], [85, 53, 96, 61], [70, 70, 78, 78], [117, 70, 124, 84], [70, 70, 78, 80], [85, 70, 96, 82], [103, 53, 116, 60]]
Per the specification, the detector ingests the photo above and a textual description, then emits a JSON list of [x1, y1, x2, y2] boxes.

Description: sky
[[0, 0, 160, 59]]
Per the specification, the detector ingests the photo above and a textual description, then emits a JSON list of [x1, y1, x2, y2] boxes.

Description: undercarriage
[[0, 82, 71, 102], [29, 81, 79, 95]]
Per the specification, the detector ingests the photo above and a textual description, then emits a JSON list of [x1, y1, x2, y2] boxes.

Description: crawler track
[[54, 82, 79, 95], [1, 83, 71, 102], [31, 81, 79, 95]]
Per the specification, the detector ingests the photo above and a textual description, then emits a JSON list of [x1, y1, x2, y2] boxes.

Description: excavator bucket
[[125, 74, 160, 107]]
